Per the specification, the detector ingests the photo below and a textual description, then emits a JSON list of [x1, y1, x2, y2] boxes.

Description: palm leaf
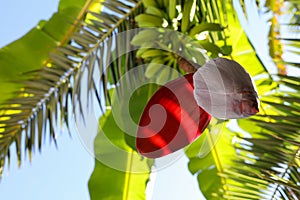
[[186, 0, 300, 199], [185, 3, 272, 197], [221, 0, 300, 199], [0, 0, 143, 176], [233, 90, 300, 199]]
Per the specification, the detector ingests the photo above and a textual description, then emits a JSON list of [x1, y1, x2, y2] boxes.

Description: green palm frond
[[186, 0, 300, 199], [227, 83, 300, 199], [226, 102, 299, 197], [218, 1, 300, 199], [0, 0, 143, 175]]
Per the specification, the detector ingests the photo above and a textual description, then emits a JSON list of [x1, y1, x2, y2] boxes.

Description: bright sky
[[0, 1, 205, 200]]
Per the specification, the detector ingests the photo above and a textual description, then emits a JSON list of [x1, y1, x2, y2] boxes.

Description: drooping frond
[[0, 0, 143, 175], [186, 0, 300, 199], [218, 1, 300, 199], [224, 84, 300, 199]]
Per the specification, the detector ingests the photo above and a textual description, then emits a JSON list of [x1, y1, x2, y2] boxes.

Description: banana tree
[[0, 0, 299, 199]]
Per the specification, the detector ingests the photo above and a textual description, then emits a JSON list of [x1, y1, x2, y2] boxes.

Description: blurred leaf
[[186, 126, 237, 199], [88, 109, 152, 200]]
